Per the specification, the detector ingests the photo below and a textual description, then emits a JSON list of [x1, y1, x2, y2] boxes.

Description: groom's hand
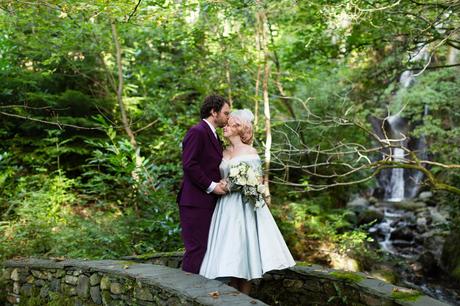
[[212, 183, 227, 195]]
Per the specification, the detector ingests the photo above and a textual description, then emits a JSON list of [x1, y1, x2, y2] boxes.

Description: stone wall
[[251, 265, 448, 306], [1, 256, 451, 306], [1, 258, 266, 305], [122, 252, 451, 306]]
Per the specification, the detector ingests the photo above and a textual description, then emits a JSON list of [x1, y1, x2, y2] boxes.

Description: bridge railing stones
[[1, 255, 451, 306], [251, 265, 450, 306], [122, 252, 451, 306], [1, 258, 266, 305]]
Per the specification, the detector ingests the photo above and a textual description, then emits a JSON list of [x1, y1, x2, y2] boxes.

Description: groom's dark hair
[[200, 94, 229, 119]]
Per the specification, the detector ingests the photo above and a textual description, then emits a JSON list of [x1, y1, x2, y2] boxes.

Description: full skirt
[[199, 192, 296, 280]]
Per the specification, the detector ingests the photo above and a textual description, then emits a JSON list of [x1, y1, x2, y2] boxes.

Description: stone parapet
[[1, 258, 266, 305], [0, 256, 451, 305]]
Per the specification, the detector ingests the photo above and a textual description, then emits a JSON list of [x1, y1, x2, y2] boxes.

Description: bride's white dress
[[199, 154, 296, 280]]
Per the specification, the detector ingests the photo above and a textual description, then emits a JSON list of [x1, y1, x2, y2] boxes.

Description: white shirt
[[203, 119, 218, 193], [203, 119, 217, 139]]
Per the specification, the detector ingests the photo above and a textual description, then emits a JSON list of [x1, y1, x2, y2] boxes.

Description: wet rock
[[392, 240, 414, 248], [394, 201, 426, 211], [418, 191, 433, 201], [416, 217, 428, 232], [358, 209, 384, 225], [343, 210, 358, 226], [429, 207, 447, 225], [418, 251, 440, 277], [346, 196, 369, 213], [390, 227, 414, 241], [368, 196, 378, 204], [442, 230, 460, 281]]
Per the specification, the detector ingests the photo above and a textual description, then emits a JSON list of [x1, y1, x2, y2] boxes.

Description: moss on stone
[[18, 293, 75, 306], [119, 260, 137, 267], [296, 261, 313, 267], [371, 269, 397, 284], [329, 271, 364, 283], [0, 272, 7, 304], [18, 295, 46, 306], [135, 251, 183, 260], [451, 264, 460, 281], [391, 289, 422, 302], [47, 293, 74, 306]]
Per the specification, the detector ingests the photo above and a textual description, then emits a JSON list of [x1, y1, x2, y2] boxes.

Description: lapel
[[201, 120, 222, 156]]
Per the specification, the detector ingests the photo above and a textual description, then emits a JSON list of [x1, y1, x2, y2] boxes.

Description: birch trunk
[[110, 22, 143, 212], [256, 2, 272, 205]]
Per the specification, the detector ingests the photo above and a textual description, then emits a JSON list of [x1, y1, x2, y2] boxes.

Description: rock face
[[367, 200, 449, 262], [363, 198, 460, 304], [0, 257, 450, 306], [441, 230, 460, 282]]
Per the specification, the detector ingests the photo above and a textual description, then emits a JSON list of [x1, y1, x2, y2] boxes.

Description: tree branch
[[0, 111, 102, 130], [127, 0, 142, 22]]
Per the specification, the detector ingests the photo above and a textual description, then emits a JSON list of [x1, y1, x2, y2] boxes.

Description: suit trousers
[[179, 205, 215, 274]]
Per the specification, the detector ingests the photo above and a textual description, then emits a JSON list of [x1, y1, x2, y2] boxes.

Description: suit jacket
[[177, 120, 223, 209]]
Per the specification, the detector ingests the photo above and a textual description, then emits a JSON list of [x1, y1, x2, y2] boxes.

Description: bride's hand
[[219, 179, 229, 193]]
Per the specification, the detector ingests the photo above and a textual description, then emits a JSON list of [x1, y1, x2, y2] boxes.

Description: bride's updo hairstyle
[[230, 109, 254, 145]]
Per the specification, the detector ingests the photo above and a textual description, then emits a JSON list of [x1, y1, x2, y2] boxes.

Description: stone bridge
[[0, 252, 450, 305]]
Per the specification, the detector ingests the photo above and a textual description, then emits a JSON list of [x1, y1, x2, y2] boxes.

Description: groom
[[177, 94, 231, 274]]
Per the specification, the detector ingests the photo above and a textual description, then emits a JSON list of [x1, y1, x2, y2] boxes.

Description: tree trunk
[[225, 59, 233, 107], [110, 22, 143, 212], [256, 2, 272, 205], [111, 22, 137, 149], [254, 11, 263, 130]]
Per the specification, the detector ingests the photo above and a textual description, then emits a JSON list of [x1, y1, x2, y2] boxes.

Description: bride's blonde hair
[[230, 109, 254, 145]]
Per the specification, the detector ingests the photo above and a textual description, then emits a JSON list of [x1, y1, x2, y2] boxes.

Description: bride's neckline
[[222, 154, 260, 161]]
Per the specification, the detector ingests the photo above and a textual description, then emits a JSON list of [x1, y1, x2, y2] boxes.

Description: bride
[[199, 109, 296, 294]]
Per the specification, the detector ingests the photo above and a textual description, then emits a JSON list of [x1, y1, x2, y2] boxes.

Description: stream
[[366, 199, 460, 305]]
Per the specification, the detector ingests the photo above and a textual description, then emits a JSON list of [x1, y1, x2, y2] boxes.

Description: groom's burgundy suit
[[177, 120, 223, 273]]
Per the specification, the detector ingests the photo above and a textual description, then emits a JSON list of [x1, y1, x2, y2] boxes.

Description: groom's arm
[[182, 128, 214, 191]]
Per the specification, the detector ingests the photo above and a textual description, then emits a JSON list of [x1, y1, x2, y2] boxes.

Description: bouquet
[[227, 162, 266, 209]]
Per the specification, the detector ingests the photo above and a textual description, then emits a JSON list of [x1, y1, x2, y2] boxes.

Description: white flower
[[237, 176, 248, 185], [257, 184, 265, 194], [227, 161, 266, 209], [229, 166, 239, 177], [246, 169, 258, 186]]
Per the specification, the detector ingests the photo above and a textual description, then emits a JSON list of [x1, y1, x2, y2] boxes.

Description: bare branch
[[127, 0, 142, 22], [0, 111, 102, 130]]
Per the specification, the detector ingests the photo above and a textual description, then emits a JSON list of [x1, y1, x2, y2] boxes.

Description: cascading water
[[407, 104, 429, 198], [381, 45, 430, 202], [387, 148, 405, 202], [366, 44, 460, 304]]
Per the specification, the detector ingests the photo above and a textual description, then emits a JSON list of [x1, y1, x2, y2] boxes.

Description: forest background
[[0, 0, 459, 295]]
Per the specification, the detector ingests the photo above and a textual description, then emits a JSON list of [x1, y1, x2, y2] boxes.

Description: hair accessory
[[231, 109, 254, 123]]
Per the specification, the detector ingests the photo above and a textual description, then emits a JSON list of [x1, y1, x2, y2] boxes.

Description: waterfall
[[407, 105, 429, 198], [380, 45, 430, 202], [384, 115, 407, 201], [388, 148, 405, 202]]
